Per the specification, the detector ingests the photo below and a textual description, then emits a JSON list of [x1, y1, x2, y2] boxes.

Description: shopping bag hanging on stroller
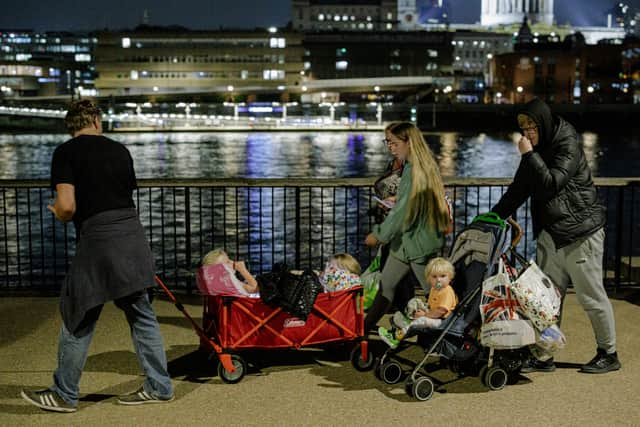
[[480, 258, 536, 349], [510, 261, 562, 331]]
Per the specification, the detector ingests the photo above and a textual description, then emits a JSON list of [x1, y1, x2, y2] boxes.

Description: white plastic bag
[[530, 324, 567, 361], [511, 261, 562, 331], [480, 259, 536, 349]]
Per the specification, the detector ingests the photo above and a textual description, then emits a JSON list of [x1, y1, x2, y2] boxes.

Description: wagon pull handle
[[154, 276, 236, 374]]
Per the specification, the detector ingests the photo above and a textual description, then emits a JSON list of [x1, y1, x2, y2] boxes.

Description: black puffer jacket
[[492, 98, 605, 249]]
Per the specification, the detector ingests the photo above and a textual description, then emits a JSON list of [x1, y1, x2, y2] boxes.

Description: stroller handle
[[507, 217, 523, 249]]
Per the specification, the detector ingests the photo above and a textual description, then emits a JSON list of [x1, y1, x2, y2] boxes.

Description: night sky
[[0, 0, 639, 32]]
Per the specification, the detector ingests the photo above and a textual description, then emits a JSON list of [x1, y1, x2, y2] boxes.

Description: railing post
[[295, 187, 301, 269], [184, 187, 192, 293], [614, 186, 624, 292]]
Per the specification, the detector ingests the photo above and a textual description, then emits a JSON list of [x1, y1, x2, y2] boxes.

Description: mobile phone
[[372, 196, 395, 209]]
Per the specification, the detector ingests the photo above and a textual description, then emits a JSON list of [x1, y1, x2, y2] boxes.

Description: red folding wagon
[[201, 286, 373, 383], [155, 274, 373, 384]]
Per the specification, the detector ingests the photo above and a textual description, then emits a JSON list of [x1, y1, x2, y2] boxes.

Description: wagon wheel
[[218, 354, 247, 384], [350, 345, 375, 372]]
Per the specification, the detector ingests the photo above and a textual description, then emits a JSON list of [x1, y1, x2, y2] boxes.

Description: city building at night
[[291, 0, 397, 31], [0, 30, 96, 97], [302, 30, 453, 101], [480, 0, 554, 27], [93, 28, 305, 100], [488, 21, 634, 104]]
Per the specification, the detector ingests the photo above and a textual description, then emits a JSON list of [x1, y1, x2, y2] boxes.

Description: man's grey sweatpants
[[537, 228, 616, 354]]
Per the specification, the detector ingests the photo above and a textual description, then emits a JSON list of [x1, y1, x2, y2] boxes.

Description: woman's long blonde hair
[[385, 122, 450, 233]]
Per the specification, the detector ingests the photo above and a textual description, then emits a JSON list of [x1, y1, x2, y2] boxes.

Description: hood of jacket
[[518, 98, 556, 150]]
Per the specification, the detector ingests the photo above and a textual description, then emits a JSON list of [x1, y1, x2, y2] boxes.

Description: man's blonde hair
[[64, 99, 102, 135], [202, 249, 228, 266], [331, 253, 361, 275], [425, 257, 455, 279]]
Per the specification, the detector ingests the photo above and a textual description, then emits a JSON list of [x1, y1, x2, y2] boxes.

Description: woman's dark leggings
[[363, 254, 429, 333]]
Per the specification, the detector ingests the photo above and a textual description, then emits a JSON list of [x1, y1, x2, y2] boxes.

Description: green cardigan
[[371, 162, 444, 264]]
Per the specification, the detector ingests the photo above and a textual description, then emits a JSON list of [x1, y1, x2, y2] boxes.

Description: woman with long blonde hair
[[364, 121, 450, 333]]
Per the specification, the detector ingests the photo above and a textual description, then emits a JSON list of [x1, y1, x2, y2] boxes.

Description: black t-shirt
[[50, 134, 137, 229]]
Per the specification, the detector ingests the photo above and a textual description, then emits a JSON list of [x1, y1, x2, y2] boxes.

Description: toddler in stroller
[[378, 257, 458, 349], [374, 214, 530, 401]]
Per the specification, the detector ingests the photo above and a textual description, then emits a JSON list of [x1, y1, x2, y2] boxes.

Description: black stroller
[[374, 214, 528, 401]]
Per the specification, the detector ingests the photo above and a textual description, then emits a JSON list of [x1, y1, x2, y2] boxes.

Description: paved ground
[[1, 288, 639, 427]]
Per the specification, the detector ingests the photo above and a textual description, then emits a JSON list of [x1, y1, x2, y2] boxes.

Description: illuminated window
[[75, 53, 91, 62], [263, 69, 285, 80], [122, 37, 131, 48], [336, 60, 348, 70], [269, 38, 286, 48], [428, 49, 438, 58], [318, 14, 325, 21], [130, 70, 139, 80]]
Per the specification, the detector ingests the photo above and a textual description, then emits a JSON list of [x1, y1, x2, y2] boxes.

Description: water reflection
[[0, 130, 636, 180], [1, 130, 637, 285]]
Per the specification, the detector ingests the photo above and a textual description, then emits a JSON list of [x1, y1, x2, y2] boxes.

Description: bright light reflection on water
[[2, 130, 635, 180]]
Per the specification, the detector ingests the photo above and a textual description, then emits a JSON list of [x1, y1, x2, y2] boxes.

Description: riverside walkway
[[1, 288, 639, 426]]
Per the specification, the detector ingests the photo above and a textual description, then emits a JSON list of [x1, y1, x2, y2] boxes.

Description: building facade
[[490, 37, 632, 104], [481, 0, 554, 27], [0, 30, 96, 97], [292, 0, 397, 31], [93, 28, 304, 100]]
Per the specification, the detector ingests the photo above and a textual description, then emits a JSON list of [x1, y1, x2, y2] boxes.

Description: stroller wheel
[[412, 376, 435, 401], [484, 366, 508, 391], [218, 354, 247, 384], [404, 377, 414, 397], [380, 361, 403, 384], [350, 345, 375, 372]]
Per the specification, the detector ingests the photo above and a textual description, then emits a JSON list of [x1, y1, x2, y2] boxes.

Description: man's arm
[[492, 161, 531, 219], [47, 183, 76, 222], [523, 134, 579, 202]]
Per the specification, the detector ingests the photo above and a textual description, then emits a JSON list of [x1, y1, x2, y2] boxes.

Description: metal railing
[[1, 178, 638, 292]]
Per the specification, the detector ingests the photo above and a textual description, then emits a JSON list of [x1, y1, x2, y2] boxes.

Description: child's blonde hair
[[425, 257, 455, 280], [202, 249, 228, 266], [331, 253, 361, 275]]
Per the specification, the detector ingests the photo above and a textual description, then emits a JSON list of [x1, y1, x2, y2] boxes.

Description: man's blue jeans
[[51, 291, 173, 406]]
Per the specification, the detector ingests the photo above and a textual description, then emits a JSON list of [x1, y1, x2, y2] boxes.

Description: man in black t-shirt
[[21, 100, 174, 413]]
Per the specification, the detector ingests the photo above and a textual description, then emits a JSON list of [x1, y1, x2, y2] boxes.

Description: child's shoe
[[378, 326, 400, 349], [391, 311, 411, 329]]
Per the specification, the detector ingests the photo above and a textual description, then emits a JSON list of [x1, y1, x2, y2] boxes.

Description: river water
[[1, 130, 639, 180], [0, 130, 638, 286]]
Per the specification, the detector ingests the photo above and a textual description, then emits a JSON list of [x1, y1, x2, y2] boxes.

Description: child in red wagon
[[379, 257, 458, 349], [199, 249, 259, 296], [319, 253, 362, 292]]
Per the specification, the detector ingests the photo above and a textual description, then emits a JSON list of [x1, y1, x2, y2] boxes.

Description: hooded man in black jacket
[[492, 98, 620, 374]]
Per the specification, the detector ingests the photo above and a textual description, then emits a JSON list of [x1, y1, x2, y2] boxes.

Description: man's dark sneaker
[[580, 349, 621, 374], [520, 357, 556, 373], [117, 387, 174, 405], [20, 389, 77, 413]]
